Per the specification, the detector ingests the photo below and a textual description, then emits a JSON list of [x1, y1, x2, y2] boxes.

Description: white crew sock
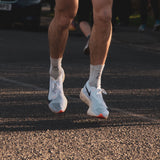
[[49, 57, 63, 79], [89, 64, 105, 88]]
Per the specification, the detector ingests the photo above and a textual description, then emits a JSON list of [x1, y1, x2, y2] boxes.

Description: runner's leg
[[89, 0, 113, 88], [48, 0, 78, 79], [48, 0, 78, 59], [90, 0, 112, 65], [79, 0, 113, 119], [48, 0, 79, 113]]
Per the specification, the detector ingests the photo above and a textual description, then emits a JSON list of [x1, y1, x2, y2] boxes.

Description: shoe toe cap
[[48, 101, 67, 113]]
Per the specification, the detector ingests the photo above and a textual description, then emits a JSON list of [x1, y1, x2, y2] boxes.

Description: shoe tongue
[[54, 74, 62, 81], [90, 86, 100, 94]]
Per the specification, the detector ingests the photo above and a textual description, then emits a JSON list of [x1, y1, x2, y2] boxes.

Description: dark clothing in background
[[112, 0, 131, 26], [50, 0, 55, 11], [77, 0, 93, 23], [140, 0, 160, 25]]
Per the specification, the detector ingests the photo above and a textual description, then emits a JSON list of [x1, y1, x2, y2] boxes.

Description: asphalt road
[[0, 27, 160, 160]]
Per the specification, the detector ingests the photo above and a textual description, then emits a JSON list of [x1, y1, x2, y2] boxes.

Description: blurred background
[[0, 0, 160, 32]]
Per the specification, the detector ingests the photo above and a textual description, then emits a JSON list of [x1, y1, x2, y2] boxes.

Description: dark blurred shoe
[[138, 24, 146, 32], [153, 20, 160, 31], [83, 35, 90, 56]]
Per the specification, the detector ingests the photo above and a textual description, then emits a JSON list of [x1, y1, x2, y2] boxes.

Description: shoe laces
[[95, 88, 107, 95], [93, 87, 107, 100], [51, 80, 61, 99], [93, 88, 108, 109]]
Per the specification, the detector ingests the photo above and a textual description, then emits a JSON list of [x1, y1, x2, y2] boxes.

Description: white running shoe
[[80, 81, 109, 119], [48, 70, 67, 113]]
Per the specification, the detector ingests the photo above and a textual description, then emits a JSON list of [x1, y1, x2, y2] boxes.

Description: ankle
[[89, 64, 104, 88], [49, 57, 63, 79]]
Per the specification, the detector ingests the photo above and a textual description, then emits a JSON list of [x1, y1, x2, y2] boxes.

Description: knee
[[57, 14, 75, 30], [94, 7, 112, 26], [49, 11, 76, 32]]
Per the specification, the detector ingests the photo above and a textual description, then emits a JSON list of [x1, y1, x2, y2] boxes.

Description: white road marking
[[0, 76, 45, 91], [111, 108, 159, 123]]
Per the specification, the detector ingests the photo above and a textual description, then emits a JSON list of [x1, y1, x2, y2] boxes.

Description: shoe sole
[[80, 89, 108, 119], [48, 105, 66, 114], [83, 40, 90, 55], [153, 25, 160, 31], [83, 45, 90, 55]]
